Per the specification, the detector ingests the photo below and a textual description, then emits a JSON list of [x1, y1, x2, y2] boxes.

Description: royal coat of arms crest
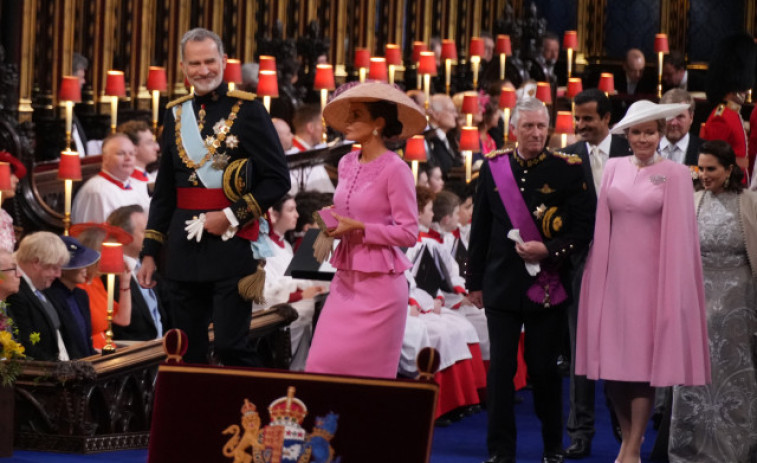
[[222, 386, 340, 463]]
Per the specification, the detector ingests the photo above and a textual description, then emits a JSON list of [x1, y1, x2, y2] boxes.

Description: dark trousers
[[166, 277, 261, 367], [486, 307, 564, 458], [567, 254, 596, 441]]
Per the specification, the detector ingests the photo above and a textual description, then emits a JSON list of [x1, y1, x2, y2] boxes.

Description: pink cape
[[575, 158, 710, 387]]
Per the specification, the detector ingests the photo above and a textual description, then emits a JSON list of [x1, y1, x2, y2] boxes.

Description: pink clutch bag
[[313, 208, 338, 231]]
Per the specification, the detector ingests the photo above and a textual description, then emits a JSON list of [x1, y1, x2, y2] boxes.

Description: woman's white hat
[[323, 81, 427, 140], [610, 100, 691, 134]]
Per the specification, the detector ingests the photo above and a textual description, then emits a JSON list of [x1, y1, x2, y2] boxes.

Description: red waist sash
[[175, 188, 260, 241], [176, 188, 230, 210]]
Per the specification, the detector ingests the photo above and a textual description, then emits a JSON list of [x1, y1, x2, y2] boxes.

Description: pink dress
[[305, 151, 418, 378], [576, 157, 711, 386]]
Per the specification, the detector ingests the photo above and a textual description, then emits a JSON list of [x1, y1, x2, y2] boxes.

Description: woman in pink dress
[[575, 100, 711, 463], [305, 82, 426, 378]]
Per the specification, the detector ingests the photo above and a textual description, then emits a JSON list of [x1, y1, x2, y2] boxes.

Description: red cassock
[[702, 101, 748, 182]]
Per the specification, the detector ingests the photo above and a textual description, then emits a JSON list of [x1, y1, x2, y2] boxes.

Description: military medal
[[211, 153, 230, 170], [225, 134, 239, 149], [213, 119, 230, 135], [533, 203, 547, 219], [174, 100, 243, 171]]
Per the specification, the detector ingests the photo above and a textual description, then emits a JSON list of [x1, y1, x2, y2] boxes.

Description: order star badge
[[211, 153, 231, 170], [213, 119, 230, 135], [225, 134, 239, 149], [533, 203, 547, 219]]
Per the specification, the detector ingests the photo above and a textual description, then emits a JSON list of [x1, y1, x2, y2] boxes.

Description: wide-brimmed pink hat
[[323, 81, 427, 140], [610, 100, 691, 134]]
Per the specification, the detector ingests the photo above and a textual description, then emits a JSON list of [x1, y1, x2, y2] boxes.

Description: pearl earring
[[372, 128, 379, 136]]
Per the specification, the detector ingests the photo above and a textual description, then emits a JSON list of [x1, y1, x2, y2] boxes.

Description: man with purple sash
[[467, 98, 595, 463]]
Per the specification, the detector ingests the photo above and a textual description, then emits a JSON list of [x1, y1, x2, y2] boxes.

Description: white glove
[[507, 229, 540, 276], [221, 226, 237, 241], [185, 214, 206, 243]]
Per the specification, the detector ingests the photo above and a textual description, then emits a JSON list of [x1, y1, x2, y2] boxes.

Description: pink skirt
[[305, 270, 408, 378]]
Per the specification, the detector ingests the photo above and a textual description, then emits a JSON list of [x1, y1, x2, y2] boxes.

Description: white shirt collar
[[586, 132, 612, 158], [18, 266, 40, 293], [660, 133, 690, 163]]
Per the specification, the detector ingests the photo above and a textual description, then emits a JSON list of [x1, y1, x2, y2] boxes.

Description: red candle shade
[[354, 48, 370, 69], [412, 42, 428, 63], [313, 64, 335, 90], [554, 111, 575, 134], [259, 55, 276, 72], [418, 51, 437, 76], [567, 78, 583, 98], [59, 76, 82, 102], [470, 37, 485, 58], [146, 66, 167, 92], [462, 94, 479, 115], [0, 163, 11, 191], [536, 82, 552, 104], [99, 242, 124, 274], [654, 34, 669, 53], [441, 40, 457, 61], [58, 150, 82, 180], [599, 73, 615, 93], [105, 71, 126, 97], [224, 59, 242, 84], [496, 35, 512, 55], [563, 30, 578, 50], [368, 57, 388, 82], [499, 87, 517, 109], [257, 70, 279, 97], [404, 136, 427, 162], [459, 126, 480, 152], [385, 44, 402, 65]]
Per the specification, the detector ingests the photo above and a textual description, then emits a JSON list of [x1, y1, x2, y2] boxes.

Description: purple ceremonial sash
[[488, 153, 567, 308]]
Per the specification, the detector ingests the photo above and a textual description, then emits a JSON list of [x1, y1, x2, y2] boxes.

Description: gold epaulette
[[228, 89, 256, 101], [714, 103, 726, 117], [551, 150, 583, 165], [165, 94, 193, 109], [485, 148, 514, 159]]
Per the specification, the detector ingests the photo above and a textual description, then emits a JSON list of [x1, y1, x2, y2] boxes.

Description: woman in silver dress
[[669, 139, 757, 462]]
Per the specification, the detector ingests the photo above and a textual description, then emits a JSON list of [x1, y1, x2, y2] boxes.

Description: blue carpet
[[430, 378, 659, 463], [2, 379, 658, 462]]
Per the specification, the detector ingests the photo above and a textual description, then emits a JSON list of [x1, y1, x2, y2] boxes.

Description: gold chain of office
[[174, 100, 243, 170]]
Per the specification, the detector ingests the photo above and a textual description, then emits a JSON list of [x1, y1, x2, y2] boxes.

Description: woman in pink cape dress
[[575, 100, 710, 463], [304, 82, 426, 379]]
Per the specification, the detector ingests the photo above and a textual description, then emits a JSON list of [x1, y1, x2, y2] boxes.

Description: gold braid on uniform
[[235, 193, 263, 225], [174, 99, 243, 170], [222, 159, 247, 202], [145, 229, 166, 244]]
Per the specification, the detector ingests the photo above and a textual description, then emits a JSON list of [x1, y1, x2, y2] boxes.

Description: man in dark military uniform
[[467, 98, 595, 463], [137, 28, 290, 366]]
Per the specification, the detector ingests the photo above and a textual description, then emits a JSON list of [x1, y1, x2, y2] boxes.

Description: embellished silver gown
[[669, 190, 757, 462]]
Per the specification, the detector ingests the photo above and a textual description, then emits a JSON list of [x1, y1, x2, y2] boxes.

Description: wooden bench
[[12, 304, 299, 453]]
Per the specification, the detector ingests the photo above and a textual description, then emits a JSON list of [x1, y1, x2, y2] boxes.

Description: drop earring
[[372, 128, 379, 136]]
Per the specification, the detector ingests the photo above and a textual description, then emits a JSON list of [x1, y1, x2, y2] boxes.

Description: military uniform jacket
[[142, 82, 290, 282], [466, 149, 595, 311]]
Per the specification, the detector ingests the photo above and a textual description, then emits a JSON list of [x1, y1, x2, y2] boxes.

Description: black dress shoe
[[542, 453, 565, 463], [564, 437, 591, 459], [483, 455, 516, 463]]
